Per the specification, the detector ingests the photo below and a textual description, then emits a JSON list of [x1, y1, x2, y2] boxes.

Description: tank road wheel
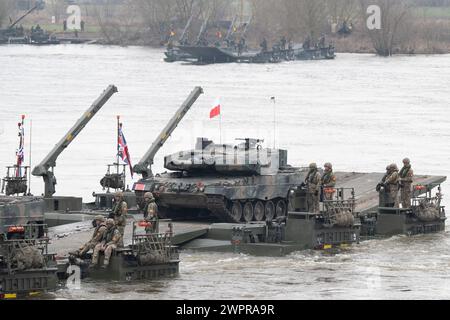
[[254, 201, 265, 221], [243, 202, 254, 222], [230, 201, 243, 222], [275, 200, 287, 218], [265, 201, 275, 221]]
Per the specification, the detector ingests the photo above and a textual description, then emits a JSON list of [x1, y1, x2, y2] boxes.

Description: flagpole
[[28, 118, 32, 195], [271, 97, 276, 148], [219, 112, 222, 145], [117, 115, 120, 176]]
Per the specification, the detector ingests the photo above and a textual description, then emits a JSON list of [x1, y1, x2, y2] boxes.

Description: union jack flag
[[118, 123, 133, 177], [15, 117, 25, 177]]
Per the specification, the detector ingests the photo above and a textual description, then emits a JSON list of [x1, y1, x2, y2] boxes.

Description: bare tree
[[284, 0, 328, 38], [48, 0, 65, 23], [0, 0, 15, 28], [92, 0, 141, 45], [326, 0, 359, 30], [359, 0, 414, 56]]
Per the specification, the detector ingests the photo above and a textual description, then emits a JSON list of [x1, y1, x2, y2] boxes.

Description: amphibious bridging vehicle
[[56, 220, 179, 281]]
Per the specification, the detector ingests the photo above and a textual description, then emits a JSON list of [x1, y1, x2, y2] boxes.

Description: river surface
[[1, 45, 450, 299]]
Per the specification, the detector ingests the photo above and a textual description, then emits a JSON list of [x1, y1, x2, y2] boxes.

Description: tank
[[134, 137, 307, 223]]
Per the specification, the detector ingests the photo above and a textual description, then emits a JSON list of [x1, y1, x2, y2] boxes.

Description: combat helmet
[[390, 163, 398, 171], [95, 215, 105, 222], [144, 192, 154, 200]]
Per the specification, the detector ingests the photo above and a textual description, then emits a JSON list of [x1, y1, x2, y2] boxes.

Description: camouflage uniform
[[384, 164, 400, 208], [305, 163, 321, 213], [77, 215, 107, 257], [399, 158, 414, 208], [321, 162, 336, 201], [143, 192, 159, 234], [111, 192, 127, 245], [91, 219, 122, 268]]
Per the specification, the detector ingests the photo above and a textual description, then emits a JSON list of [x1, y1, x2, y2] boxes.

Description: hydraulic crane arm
[[241, 15, 252, 38], [9, 0, 43, 29], [196, 14, 210, 45], [133, 86, 203, 179], [179, 14, 193, 44], [225, 15, 238, 41], [32, 85, 118, 197]]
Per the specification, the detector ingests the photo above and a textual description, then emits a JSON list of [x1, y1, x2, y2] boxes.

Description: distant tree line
[[2, 0, 450, 54]]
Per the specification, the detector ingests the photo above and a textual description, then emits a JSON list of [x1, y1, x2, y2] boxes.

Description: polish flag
[[210, 99, 221, 119]]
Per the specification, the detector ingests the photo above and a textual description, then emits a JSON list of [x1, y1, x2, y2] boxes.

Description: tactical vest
[[112, 200, 125, 215], [306, 170, 318, 184], [322, 171, 334, 185], [103, 226, 119, 243], [93, 223, 106, 237], [143, 200, 158, 218], [399, 166, 411, 178]]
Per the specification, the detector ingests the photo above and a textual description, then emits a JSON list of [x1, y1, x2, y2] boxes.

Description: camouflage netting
[[5, 180, 27, 196], [138, 252, 167, 265], [12, 245, 44, 270], [334, 212, 355, 227], [414, 202, 441, 222]]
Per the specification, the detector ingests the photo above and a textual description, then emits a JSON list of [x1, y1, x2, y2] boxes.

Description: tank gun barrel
[[133, 86, 203, 179], [32, 85, 118, 197]]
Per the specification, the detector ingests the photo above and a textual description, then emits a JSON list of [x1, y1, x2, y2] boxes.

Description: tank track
[[206, 195, 239, 223]]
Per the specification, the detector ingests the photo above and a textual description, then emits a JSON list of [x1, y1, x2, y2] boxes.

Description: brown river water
[[1, 45, 450, 299]]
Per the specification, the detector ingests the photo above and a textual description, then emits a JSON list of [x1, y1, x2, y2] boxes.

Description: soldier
[[384, 163, 400, 207], [321, 162, 337, 201], [73, 215, 107, 258], [280, 36, 286, 50], [318, 33, 326, 48], [305, 163, 321, 213], [110, 191, 127, 244], [143, 192, 159, 234], [399, 158, 414, 208], [260, 38, 268, 53], [90, 219, 122, 269], [303, 35, 311, 49]]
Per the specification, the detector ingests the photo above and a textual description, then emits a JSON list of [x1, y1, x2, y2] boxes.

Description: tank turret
[[164, 137, 288, 175]]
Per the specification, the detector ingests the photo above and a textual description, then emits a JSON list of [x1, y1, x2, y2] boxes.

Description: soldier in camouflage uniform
[[399, 157, 414, 208], [321, 162, 337, 201], [110, 191, 127, 246], [90, 219, 122, 269], [384, 163, 400, 208], [305, 163, 321, 213], [143, 192, 159, 234], [74, 215, 107, 257]]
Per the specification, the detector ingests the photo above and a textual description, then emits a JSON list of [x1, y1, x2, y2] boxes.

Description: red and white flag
[[210, 99, 221, 119]]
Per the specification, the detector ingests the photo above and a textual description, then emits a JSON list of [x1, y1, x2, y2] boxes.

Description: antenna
[[271, 96, 276, 148], [28, 118, 32, 195]]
